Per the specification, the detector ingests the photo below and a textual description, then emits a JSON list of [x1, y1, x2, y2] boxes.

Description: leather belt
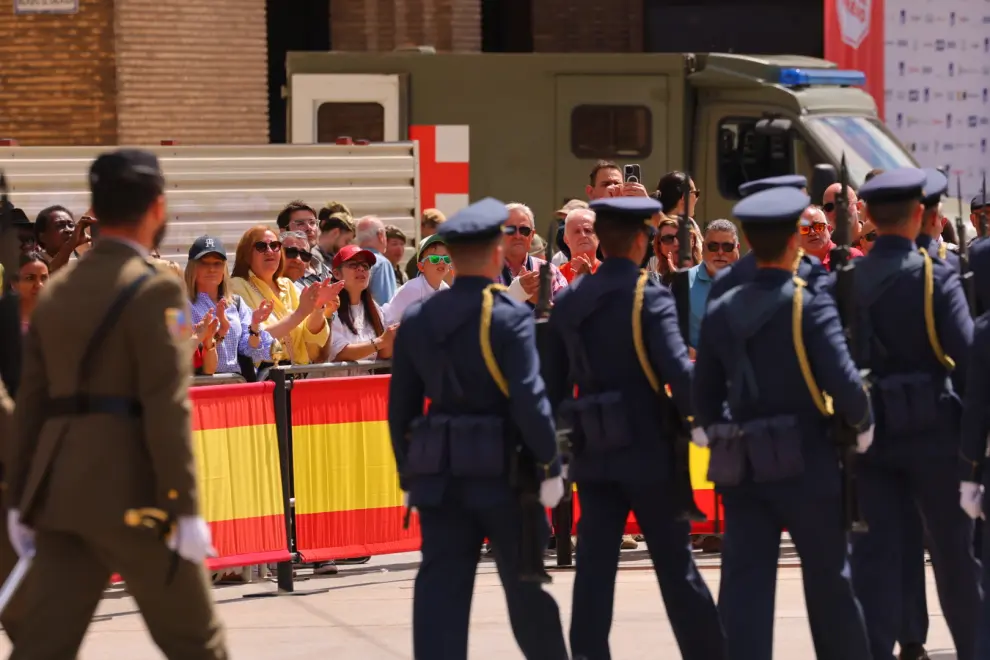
[[46, 395, 143, 418]]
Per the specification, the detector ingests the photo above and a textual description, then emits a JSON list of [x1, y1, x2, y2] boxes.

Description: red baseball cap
[[332, 244, 376, 270]]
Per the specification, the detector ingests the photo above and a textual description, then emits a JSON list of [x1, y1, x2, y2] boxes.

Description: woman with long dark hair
[[329, 245, 397, 377], [14, 251, 49, 333]]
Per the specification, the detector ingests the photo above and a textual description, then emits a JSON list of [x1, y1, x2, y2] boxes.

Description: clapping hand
[[518, 266, 541, 301], [195, 310, 220, 347], [215, 299, 230, 338], [571, 254, 593, 277], [317, 280, 345, 307], [251, 299, 274, 327], [298, 283, 321, 315]]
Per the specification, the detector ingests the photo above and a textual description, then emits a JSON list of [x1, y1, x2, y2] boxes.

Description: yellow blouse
[[229, 273, 329, 365]]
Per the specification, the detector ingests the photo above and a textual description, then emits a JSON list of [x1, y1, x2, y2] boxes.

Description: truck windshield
[[804, 116, 916, 187]]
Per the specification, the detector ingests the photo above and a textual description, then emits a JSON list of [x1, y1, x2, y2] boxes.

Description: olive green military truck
[[285, 51, 921, 224]]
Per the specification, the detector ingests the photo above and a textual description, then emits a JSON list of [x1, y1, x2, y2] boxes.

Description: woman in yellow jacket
[[229, 225, 341, 369]]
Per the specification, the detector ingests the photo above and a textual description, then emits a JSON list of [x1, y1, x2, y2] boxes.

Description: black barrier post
[[271, 368, 296, 593]]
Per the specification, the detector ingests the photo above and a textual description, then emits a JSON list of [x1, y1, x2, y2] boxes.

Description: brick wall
[[533, 0, 644, 53], [115, 0, 269, 145], [331, 0, 481, 52], [0, 0, 118, 145]]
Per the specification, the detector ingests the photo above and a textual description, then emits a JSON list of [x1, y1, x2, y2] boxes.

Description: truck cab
[[285, 51, 917, 225]]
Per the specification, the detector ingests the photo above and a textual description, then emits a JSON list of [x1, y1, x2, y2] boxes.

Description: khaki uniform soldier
[[5, 149, 227, 659], [0, 377, 29, 644]]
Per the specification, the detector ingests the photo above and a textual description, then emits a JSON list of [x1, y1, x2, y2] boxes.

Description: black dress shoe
[[899, 643, 930, 660]]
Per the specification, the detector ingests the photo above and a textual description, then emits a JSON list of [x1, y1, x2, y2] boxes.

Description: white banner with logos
[[884, 0, 990, 199]]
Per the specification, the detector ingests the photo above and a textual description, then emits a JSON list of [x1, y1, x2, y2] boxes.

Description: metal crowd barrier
[[180, 360, 722, 596], [264, 359, 392, 594], [190, 373, 246, 387]]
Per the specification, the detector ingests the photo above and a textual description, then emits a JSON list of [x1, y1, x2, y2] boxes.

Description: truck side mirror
[[755, 118, 792, 136], [811, 164, 839, 204]]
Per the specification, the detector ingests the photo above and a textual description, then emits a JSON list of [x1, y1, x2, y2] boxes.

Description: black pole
[[271, 368, 296, 593]]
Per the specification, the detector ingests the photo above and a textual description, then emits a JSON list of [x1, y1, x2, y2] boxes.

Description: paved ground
[[0, 542, 960, 659]]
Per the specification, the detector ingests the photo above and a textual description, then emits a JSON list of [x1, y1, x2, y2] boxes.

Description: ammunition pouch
[[874, 373, 938, 437], [46, 394, 143, 418], [560, 391, 630, 455], [706, 415, 804, 486], [407, 414, 506, 479]]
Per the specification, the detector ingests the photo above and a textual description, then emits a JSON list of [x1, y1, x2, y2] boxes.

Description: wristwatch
[[248, 326, 260, 337]]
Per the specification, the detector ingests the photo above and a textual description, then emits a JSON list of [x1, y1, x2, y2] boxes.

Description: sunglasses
[[343, 261, 371, 271], [862, 230, 877, 242], [691, 189, 701, 198], [659, 234, 679, 245], [504, 225, 533, 237], [421, 254, 451, 265], [706, 241, 736, 254], [284, 247, 313, 262], [822, 202, 836, 213], [799, 222, 828, 235], [253, 240, 282, 253]]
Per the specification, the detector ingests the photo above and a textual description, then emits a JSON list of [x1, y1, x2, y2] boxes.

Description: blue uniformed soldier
[[849, 168, 980, 660], [693, 186, 874, 660], [916, 167, 961, 272], [960, 235, 990, 659], [542, 196, 725, 660], [387, 197, 568, 660], [709, 175, 829, 303]]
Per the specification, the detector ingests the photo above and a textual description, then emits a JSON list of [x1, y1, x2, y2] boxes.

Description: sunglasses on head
[[504, 225, 533, 237], [421, 254, 451, 265], [706, 241, 736, 254], [253, 240, 282, 253], [798, 222, 828, 235], [284, 246, 312, 262]]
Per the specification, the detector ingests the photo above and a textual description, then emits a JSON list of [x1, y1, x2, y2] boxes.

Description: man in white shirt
[[384, 234, 450, 324]]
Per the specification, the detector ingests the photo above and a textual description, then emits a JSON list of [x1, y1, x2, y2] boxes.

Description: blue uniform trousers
[[569, 481, 725, 660], [719, 482, 871, 660], [413, 502, 568, 660], [852, 457, 980, 660], [975, 490, 990, 659], [899, 498, 930, 647]]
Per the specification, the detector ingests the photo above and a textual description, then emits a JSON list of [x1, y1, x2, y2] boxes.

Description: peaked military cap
[[921, 167, 948, 208], [738, 174, 808, 198], [972, 194, 987, 211], [588, 197, 663, 225], [89, 148, 164, 193], [436, 197, 510, 244], [858, 168, 927, 205], [733, 187, 811, 226]]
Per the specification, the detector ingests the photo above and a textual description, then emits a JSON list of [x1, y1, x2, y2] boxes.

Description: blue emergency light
[[777, 68, 867, 87]]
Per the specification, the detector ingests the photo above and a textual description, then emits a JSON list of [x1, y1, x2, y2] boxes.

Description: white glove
[[6, 509, 35, 558], [539, 476, 565, 509], [960, 481, 984, 520], [691, 427, 709, 448], [166, 516, 216, 564], [856, 425, 875, 454]]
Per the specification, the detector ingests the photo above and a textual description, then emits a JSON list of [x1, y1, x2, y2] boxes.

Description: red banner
[[824, 0, 885, 119]]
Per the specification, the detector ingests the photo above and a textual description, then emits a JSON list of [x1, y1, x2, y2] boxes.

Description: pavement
[[0, 541, 960, 659]]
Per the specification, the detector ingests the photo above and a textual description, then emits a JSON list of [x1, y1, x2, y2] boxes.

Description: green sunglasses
[[421, 254, 451, 265]]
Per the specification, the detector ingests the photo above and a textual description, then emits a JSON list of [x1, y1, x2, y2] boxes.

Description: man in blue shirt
[[355, 215, 397, 306], [687, 219, 739, 348]]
